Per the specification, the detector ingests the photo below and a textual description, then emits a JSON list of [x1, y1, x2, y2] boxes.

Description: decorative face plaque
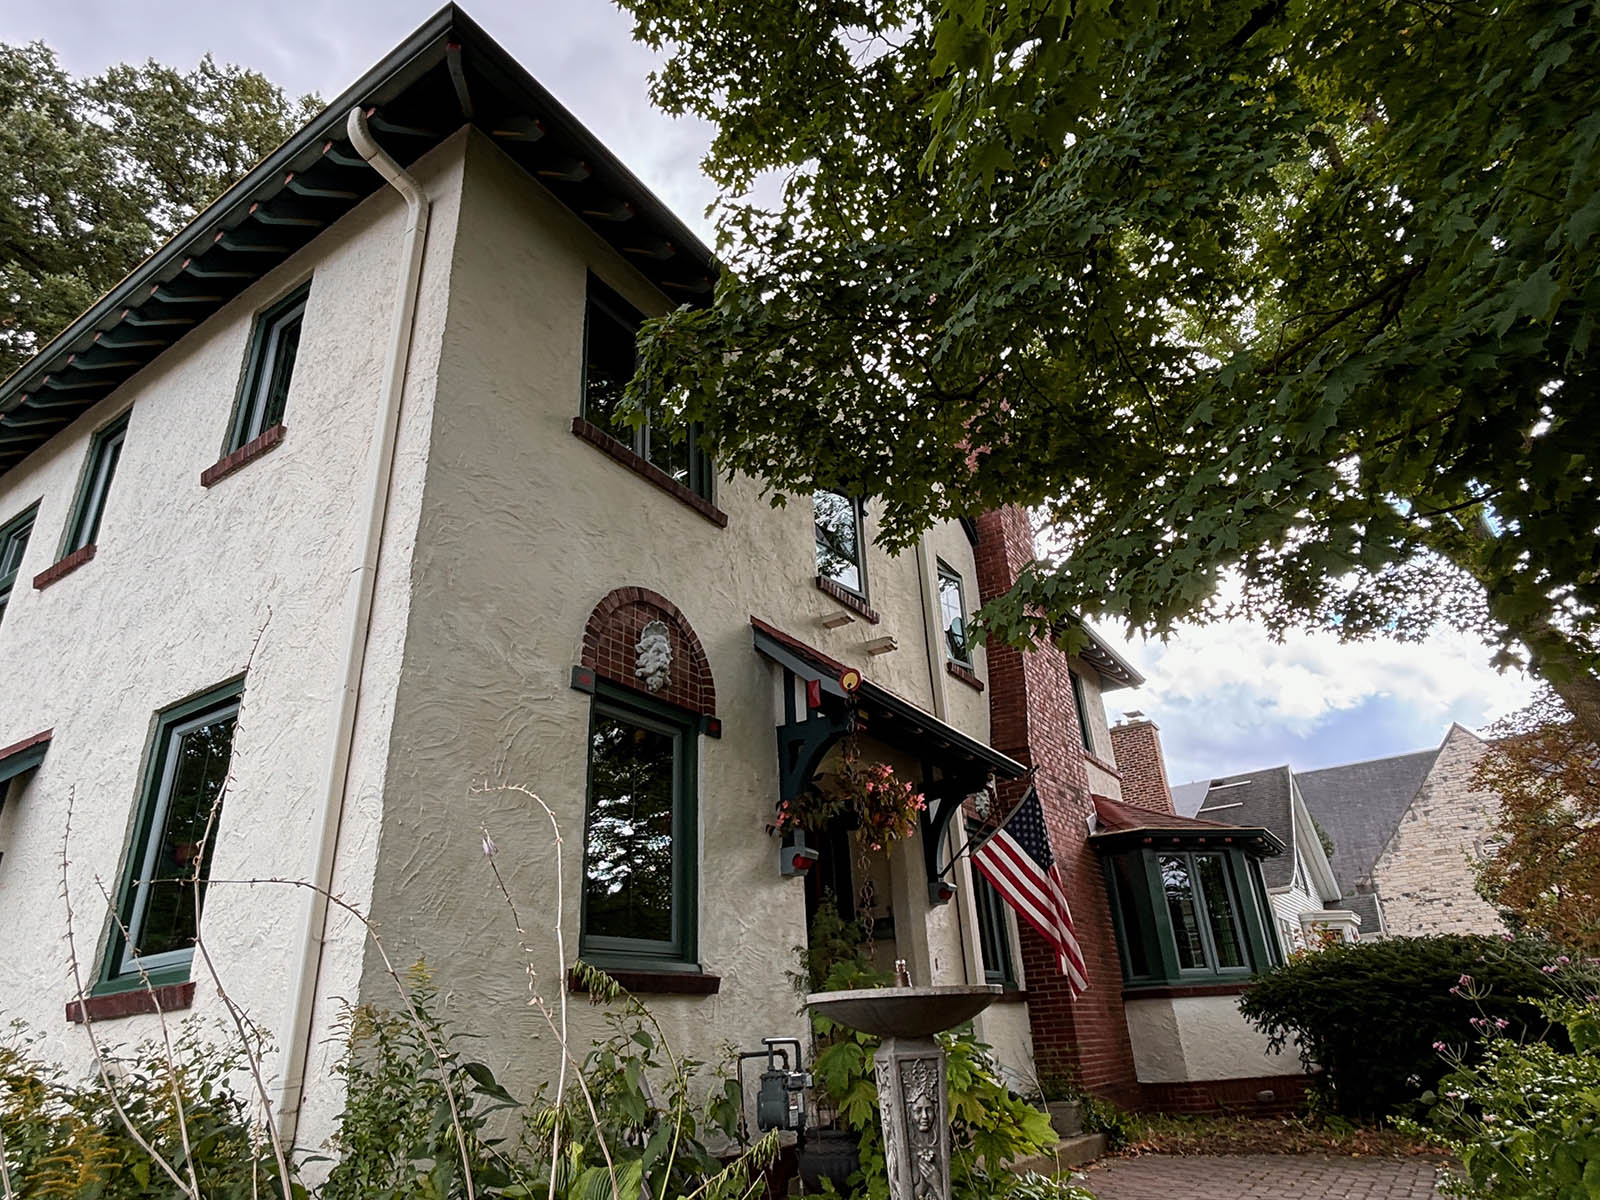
[[635, 620, 673, 692], [876, 1040, 950, 1200]]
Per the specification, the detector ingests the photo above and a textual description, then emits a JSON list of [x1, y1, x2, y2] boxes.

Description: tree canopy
[[617, 0, 1600, 735], [0, 43, 318, 381]]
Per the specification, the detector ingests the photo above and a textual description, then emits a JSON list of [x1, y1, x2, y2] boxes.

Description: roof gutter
[[273, 106, 432, 1146]]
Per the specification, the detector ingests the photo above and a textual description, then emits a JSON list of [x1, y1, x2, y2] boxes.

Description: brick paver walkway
[[1079, 1154, 1447, 1199]]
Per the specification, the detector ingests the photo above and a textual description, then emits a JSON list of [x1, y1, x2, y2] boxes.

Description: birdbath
[[805, 977, 1000, 1200]]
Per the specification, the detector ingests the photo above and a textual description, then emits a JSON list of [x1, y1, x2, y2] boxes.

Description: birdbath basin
[[803, 985, 1001, 1038], [804, 984, 1001, 1200]]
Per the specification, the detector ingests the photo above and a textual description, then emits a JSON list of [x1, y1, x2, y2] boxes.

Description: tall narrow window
[[581, 687, 698, 964], [936, 562, 970, 664], [581, 276, 712, 500], [1160, 854, 1209, 970], [105, 682, 242, 988], [973, 872, 1015, 986], [0, 505, 36, 624], [814, 491, 866, 597], [230, 284, 308, 451], [65, 412, 130, 554], [1069, 670, 1094, 753]]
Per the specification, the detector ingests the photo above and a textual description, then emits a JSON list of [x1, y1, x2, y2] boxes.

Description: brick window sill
[[201, 423, 285, 487], [34, 543, 95, 590], [946, 660, 984, 691], [67, 981, 195, 1023], [815, 575, 880, 623], [571, 418, 728, 528], [567, 966, 721, 996]]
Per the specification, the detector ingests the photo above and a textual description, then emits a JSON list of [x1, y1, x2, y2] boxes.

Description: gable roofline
[[0, 4, 718, 478], [1287, 772, 1341, 902]]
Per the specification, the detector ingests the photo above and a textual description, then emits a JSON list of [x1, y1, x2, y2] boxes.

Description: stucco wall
[[1370, 724, 1505, 936], [0, 134, 467, 1146], [357, 131, 1019, 1108], [1124, 994, 1301, 1083]]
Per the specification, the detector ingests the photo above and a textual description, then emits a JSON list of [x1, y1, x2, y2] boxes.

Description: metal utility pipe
[[275, 106, 431, 1144]]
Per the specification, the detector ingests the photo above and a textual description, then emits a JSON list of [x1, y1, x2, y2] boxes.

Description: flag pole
[[936, 780, 1037, 880]]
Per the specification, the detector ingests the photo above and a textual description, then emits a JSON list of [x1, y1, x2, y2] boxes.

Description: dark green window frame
[[973, 871, 1016, 987], [99, 677, 245, 995], [1100, 845, 1279, 988], [64, 412, 130, 554], [579, 682, 699, 968], [936, 560, 971, 665], [581, 276, 714, 501], [814, 490, 868, 599], [1069, 670, 1094, 754], [229, 282, 308, 451], [0, 504, 37, 625]]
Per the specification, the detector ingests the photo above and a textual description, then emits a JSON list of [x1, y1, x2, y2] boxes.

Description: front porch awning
[[752, 618, 1026, 886], [1087, 793, 1285, 858]]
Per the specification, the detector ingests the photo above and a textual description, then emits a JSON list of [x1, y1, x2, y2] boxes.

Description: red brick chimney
[[1108, 720, 1175, 815]]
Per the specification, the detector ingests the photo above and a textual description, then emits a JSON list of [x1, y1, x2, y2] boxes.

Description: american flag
[[972, 786, 1089, 995]]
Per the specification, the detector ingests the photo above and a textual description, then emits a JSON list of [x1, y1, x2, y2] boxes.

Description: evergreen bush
[[1237, 934, 1595, 1119]]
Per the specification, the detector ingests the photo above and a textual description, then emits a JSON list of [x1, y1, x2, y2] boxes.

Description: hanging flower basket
[[776, 739, 925, 853]]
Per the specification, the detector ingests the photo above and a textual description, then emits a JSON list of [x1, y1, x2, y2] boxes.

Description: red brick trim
[[946, 660, 984, 691], [567, 967, 720, 996], [201, 423, 285, 487], [571, 417, 729, 527], [1139, 1073, 1309, 1116], [67, 982, 195, 1023], [1123, 981, 1255, 1000], [0, 728, 51, 762], [33, 543, 95, 590], [1085, 752, 1122, 779], [582, 587, 717, 716], [814, 575, 880, 623]]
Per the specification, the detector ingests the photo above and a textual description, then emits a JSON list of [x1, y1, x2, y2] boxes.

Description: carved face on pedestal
[[910, 1084, 935, 1133]]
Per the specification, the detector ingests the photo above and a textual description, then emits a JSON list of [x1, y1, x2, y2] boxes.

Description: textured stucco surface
[[0, 133, 467, 1148], [1123, 994, 1301, 1083], [1369, 725, 1505, 936], [357, 132, 1019, 1108]]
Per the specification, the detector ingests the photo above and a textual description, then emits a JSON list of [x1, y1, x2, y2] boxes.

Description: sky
[[1, 0, 1538, 784]]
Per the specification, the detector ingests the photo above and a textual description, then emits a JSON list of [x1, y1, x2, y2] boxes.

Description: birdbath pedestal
[[804, 984, 1001, 1200]]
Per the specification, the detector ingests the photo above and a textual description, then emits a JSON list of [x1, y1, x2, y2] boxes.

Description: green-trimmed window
[[65, 412, 129, 554], [1101, 845, 1277, 987], [814, 491, 866, 598], [580, 685, 698, 966], [973, 872, 1016, 987], [0, 505, 36, 625], [230, 283, 308, 451], [102, 680, 242, 991], [1069, 670, 1094, 753], [937, 561, 971, 665], [581, 276, 712, 500]]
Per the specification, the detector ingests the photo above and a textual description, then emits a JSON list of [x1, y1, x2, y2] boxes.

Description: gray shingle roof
[[1196, 766, 1297, 888], [1294, 748, 1438, 895], [1332, 892, 1384, 935]]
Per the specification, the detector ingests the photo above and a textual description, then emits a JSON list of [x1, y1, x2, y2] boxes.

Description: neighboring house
[[1178, 723, 1508, 942]]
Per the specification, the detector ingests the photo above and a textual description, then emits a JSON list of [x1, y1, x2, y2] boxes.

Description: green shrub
[[1237, 935, 1595, 1120], [1410, 997, 1600, 1199]]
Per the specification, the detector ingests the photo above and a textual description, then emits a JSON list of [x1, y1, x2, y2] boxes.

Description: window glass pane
[[974, 872, 1012, 984], [583, 293, 641, 447], [0, 517, 30, 578], [584, 711, 677, 945], [647, 413, 693, 486], [68, 419, 127, 552], [258, 306, 304, 431], [1195, 853, 1247, 968], [1110, 853, 1152, 977], [938, 567, 969, 663], [1070, 670, 1094, 753], [814, 491, 862, 593], [1159, 854, 1208, 969], [127, 709, 237, 966]]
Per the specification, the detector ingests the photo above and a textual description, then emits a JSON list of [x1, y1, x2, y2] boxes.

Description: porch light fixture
[[927, 879, 956, 906]]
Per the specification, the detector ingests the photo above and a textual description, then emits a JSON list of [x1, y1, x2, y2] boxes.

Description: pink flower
[[1433, 1041, 1448, 1052], [1459, 974, 1474, 986], [1558, 955, 1571, 965], [1543, 965, 1559, 974], [1494, 1018, 1509, 1030]]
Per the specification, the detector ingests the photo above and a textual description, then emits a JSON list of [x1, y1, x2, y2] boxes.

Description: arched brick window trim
[[581, 587, 717, 718]]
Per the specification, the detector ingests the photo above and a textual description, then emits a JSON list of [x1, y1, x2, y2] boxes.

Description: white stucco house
[[0, 6, 1126, 1152]]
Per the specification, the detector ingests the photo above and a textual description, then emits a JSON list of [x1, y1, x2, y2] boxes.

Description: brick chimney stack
[[1108, 719, 1175, 815]]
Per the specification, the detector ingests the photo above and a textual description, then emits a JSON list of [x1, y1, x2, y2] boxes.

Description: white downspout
[[274, 106, 432, 1144]]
